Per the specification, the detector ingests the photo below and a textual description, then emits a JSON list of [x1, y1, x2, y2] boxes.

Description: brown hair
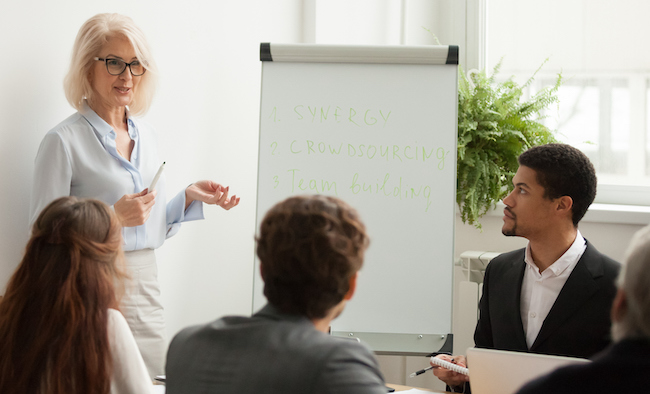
[[0, 197, 126, 394], [257, 195, 369, 319]]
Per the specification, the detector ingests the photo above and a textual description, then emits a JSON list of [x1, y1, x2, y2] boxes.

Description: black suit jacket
[[474, 240, 621, 359]]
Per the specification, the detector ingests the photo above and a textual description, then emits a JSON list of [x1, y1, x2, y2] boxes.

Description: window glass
[[487, 0, 650, 205]]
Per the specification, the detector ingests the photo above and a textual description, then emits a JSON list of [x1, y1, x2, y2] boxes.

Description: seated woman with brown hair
[[0, 197, 153, 394]]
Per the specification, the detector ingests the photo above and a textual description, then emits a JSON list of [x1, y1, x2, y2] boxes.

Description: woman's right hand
[[114, 189, 156, 227]]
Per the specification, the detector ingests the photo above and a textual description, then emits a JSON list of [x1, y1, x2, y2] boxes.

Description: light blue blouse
[[30, 102, 203, 251]]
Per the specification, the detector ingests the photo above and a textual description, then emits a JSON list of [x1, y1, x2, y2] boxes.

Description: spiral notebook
[[429, 356, 469, 375], [466, 347, 590, 394]]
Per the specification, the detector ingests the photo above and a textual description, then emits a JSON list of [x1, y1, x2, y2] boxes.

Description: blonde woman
[[30, 13, 240, 377]]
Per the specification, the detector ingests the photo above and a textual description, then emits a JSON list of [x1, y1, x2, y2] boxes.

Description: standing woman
[[0, 197, 153, 394], [30, 13, 240, 378]]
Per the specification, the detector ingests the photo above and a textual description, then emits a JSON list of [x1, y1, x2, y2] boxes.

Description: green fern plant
[[457, 60, 562, 228]]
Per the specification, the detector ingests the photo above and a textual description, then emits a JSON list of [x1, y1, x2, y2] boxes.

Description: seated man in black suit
[[517, 224, 650, 394], [433, 144, 621, 391], [165, 195, 386, 394]]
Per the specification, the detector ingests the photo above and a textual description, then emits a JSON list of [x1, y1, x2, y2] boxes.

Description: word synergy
[[268, 105, 391, 127]]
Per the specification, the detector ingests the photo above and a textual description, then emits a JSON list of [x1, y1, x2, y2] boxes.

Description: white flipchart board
[[253, 43, 458, 354]]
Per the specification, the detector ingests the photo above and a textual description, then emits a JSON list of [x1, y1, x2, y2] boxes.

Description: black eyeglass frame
[[94, 57, 147, 76]]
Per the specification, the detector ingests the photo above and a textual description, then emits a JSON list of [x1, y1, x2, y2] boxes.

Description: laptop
[[466, 347, 591, 394]]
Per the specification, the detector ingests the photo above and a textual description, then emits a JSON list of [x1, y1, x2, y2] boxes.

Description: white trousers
[[122, 249, 166, 378]]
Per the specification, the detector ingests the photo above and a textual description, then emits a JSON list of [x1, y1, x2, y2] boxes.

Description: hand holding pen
[[410, 355, 467, 376], [430, 355, 469, 386]]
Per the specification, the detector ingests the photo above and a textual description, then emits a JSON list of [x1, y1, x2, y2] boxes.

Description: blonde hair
[[612, 225, 650, 341], [64, 13, 158, 116]]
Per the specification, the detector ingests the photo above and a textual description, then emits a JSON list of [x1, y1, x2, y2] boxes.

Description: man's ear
[[611, 288, 627, 323], [556, 195, 573, 213], [344, 272, 358, 301], [554, 195, 574, 223]]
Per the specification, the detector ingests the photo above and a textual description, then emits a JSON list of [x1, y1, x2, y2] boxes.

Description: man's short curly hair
[[518, 143, 597, 226], [256, 195, 369, 319]]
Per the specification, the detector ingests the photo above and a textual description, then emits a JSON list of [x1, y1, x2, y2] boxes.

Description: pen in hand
[[409, 365, 433, 377], [409, 357, 458, 378], [149, 161, 166, 192]]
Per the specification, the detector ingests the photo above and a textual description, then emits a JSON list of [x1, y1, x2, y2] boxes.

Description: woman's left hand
[[185, 180, 240, 210]]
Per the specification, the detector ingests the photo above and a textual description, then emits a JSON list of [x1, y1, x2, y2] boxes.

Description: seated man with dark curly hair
[[165, 195, 386, 394], [433, 144, 621, 393]]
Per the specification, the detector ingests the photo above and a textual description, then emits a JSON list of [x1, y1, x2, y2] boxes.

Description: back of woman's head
[[0, 197, 126, 394]]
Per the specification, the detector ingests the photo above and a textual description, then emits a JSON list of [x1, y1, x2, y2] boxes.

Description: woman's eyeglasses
[[94, 57, 146, 76]]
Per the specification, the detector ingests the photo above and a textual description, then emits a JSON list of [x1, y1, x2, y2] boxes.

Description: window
[[487, 0, 650, 205], [305, 0, 648, 205]]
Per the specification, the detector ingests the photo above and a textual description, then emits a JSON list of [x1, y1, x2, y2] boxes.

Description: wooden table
[[387, 383, 450, 392]]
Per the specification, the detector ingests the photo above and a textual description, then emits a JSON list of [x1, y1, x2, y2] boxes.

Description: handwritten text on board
[[269, 105, 391, 127], [264, 104, 451, 213]]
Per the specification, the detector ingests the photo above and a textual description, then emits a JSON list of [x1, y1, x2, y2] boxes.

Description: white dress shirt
[[108, 308, 155, 394], [520, 230, 587, 348], [31, 102, 203, 251]]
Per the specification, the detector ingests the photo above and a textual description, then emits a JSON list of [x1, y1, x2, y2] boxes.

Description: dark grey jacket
[[165, 304, 386, 394]]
